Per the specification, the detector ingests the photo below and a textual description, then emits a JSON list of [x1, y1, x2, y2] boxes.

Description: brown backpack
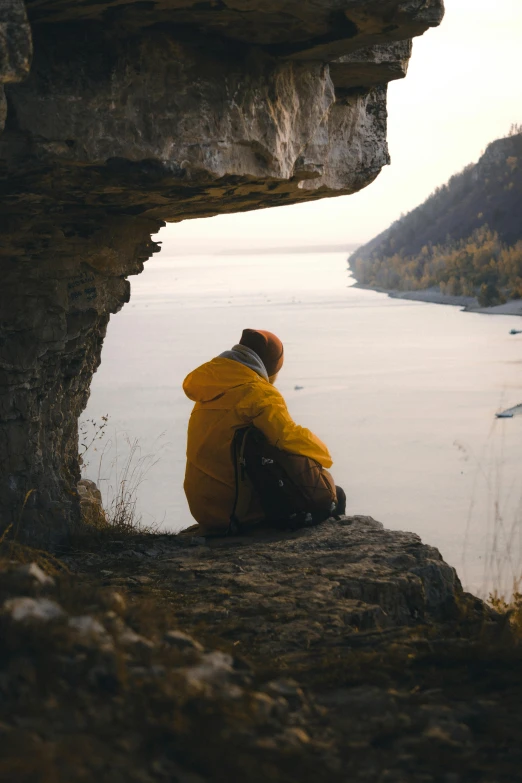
[[229, 426, 337, 533]]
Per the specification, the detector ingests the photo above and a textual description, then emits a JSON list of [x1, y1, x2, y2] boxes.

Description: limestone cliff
[[0, 0, 444, 539]]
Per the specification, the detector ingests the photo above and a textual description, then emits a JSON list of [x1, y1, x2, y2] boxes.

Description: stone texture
[[3, 595, 65, 621], [23, 1, 444, 57], [2, 31, 392, 214], [0, 216, 162, 541], [330, 40, 412, 93], [0, 1, 444, 539], [2, 519, 521, 781], [0, 518, 515, 782], [73, 517, 464, 647]]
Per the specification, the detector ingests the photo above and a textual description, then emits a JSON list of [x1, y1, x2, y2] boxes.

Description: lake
[[83, 246, 522, 595]]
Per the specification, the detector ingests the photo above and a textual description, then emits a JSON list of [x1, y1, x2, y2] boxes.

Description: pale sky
[[160, 0, 522, 251]]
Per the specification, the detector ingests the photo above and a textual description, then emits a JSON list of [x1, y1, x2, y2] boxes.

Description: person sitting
[[182, 328, 346, 535]]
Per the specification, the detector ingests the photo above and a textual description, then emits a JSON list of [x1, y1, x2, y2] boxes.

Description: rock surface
[[1, 518, 522, 781], [0, 2, 444, 537], [91, 515, 462, 650]]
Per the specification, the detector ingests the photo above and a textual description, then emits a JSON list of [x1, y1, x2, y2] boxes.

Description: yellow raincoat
[[183, 357, 332, 533]]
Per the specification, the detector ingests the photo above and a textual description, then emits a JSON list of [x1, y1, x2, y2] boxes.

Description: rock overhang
[[22, 1, 444, 48], [1, 0, 445, 220]]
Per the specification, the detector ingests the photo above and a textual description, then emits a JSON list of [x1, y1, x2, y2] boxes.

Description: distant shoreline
[[216, 243, 360, 256], [351, 282, 522, 317]]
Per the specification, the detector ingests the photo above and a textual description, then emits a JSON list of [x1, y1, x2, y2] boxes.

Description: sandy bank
[[469, 299, 522, 316], [352, 282, 522, 317]]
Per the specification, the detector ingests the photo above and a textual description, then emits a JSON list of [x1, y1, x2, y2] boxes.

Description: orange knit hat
[[239, 329, 284, 376]]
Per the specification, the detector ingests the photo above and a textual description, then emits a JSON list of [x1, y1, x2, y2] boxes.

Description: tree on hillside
[[351, 127, 522, 303], [478, 282, 505, 307]]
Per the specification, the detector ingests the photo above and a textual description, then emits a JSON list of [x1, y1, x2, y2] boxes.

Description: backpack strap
[[228, 426, 253, 535]]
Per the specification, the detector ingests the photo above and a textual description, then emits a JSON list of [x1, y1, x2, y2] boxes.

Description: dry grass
[[100, 432, 164, 534], [2, 541, 71, 576], [457, 419, 522, 601], [78, 413, 109, 470], [488, 589, 522, 637], [102, 436, 159, 535], [0, 527, 70, 578], [80, 432, 164, 538]]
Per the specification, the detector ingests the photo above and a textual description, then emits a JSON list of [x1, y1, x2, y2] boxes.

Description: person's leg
[[335, 486, 346, 516]]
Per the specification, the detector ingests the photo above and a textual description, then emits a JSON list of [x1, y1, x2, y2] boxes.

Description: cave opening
[[0, 0, 444, 543]]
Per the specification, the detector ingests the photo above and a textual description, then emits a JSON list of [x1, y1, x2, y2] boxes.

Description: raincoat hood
[[183, 356, 268, 403], [219, 344, 268, 381]]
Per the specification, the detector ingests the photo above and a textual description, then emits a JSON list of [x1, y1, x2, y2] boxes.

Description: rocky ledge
[[1, 517, 521, 782]]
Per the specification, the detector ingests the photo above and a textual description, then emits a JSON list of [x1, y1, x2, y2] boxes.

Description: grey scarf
[[219, 344, 268, 381]]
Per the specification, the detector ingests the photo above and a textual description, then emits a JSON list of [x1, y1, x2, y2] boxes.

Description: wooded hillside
[[351, 127, 522, 306]]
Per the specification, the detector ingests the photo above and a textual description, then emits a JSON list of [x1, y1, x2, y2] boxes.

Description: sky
[[160, 0, 522, 252]]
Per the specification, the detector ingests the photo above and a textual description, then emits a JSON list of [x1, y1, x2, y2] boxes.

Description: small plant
[[488, 589, 522, 638], [103, 435, 160, 534], [457, 427, 522, 602], [80, 431, 165, 537], [78, 414, 109, 469], [508, 122, 522, 137]]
